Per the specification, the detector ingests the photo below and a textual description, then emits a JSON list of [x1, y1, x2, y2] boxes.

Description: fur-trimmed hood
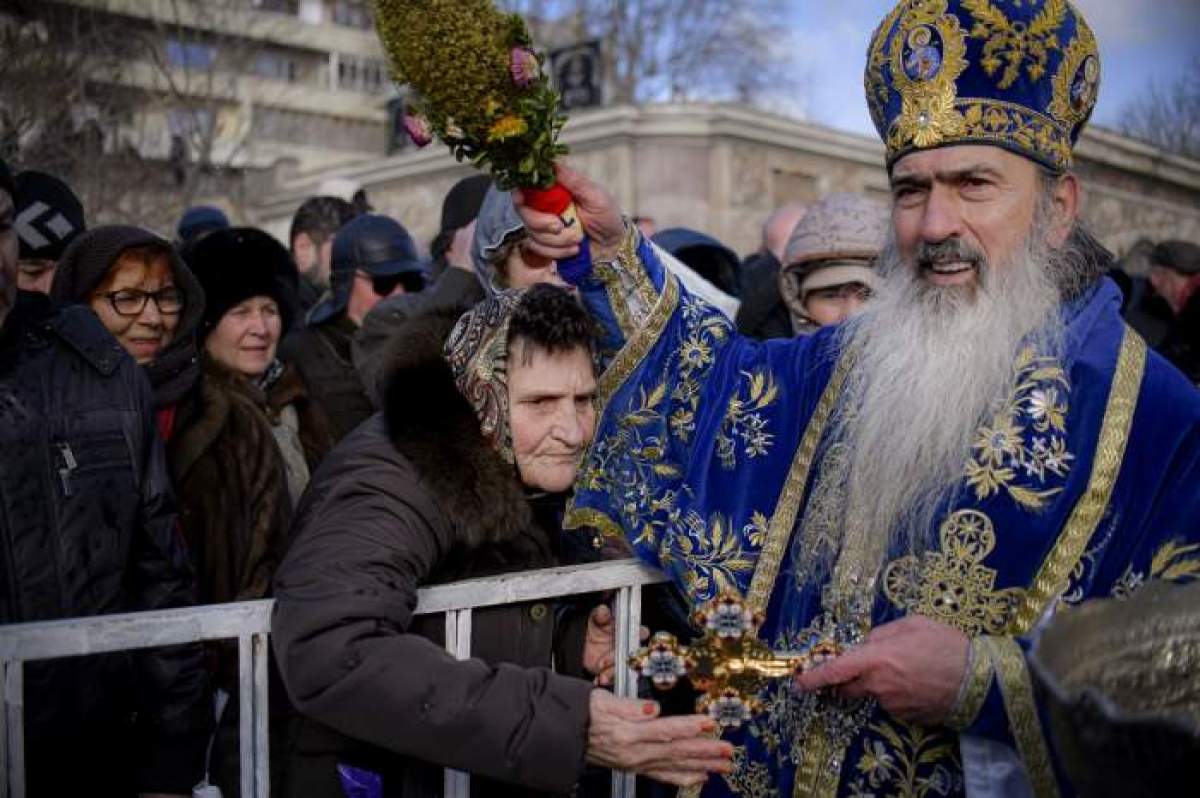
[[380, 308, 534, 549]]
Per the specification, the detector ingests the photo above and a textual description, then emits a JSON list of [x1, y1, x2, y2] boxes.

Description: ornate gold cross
[[629, 592, 844, 727]]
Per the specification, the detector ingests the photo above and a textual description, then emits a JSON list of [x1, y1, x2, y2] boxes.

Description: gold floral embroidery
[[847, 719, 962, 798], [865, 2, 907, 132], [964, 347, 1074, 511], [1047, 13, 1100, 128], [1112, 539, 1200, 600], [1014, 329, 1145, 634], [722, 746, 777, 798], [884, 510, 1025, 636], [668, 295, 733, 446], [961, 0, 1067, 88], [717, 370, 778, 469], [661, 511, 757, 602]]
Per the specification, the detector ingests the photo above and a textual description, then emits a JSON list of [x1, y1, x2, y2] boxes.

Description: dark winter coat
[[1160, 290, 1200, 385], [280, 314, 374, 443], [735, 249, 794, 340], [272, 310, 600, 798], [0, 291, 209, 796]]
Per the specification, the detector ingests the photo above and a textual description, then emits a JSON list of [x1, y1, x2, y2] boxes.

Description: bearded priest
[[513, 1, 1200, 796]]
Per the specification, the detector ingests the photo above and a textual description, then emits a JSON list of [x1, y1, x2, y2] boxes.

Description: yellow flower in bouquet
[[374, 0, 568, 190]]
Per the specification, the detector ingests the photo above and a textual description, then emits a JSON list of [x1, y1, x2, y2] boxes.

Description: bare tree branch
[[1119, 56, 1200, 160]]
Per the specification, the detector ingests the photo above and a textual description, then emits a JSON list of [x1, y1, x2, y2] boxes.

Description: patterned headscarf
[[444, 289, 525, 463]]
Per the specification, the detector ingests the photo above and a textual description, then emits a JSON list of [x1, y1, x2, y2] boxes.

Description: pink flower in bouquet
[[403, 112, 432, 147], [509, 47, 539, 87]]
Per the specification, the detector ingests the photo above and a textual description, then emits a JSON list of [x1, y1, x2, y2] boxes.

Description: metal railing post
[[252, 632, 270, 798], [610, 586, 642, 798], [3, 660, 22, 798], [444, 609, 472, 798], [238, 634, 254, 798]]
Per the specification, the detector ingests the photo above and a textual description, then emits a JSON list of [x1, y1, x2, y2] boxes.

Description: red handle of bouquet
[[523, 183, 592, 284]]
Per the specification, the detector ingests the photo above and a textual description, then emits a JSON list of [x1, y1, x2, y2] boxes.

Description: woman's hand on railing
[[585, 690, 734, 787], [582, 603, 648, 687]]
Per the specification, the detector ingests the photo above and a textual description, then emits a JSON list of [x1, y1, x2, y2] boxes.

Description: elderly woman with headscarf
[[272, 284, 733, 798]]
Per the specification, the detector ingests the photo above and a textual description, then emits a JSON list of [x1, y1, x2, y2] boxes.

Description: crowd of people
[[2, 1, 1200, 796]]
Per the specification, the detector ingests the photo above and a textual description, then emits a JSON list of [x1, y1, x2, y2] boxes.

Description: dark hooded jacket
[[271, 309, 604, 798], [0, 291, 209, 795]]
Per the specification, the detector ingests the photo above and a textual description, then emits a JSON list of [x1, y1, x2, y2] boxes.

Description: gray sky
[[780, 0, 1200, 138]]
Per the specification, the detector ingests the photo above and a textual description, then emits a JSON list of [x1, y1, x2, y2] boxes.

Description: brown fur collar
[[170, 357, 263, 482], [381, 309, 533, 549]]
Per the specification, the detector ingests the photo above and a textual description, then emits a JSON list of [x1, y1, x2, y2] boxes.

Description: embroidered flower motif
[[487, 114, 528, 142], [1027, 387, 1067, 432], [680, 336, 713, 370], [964, 349, 1073, 510], [857, 739, 895, 784], [973, 414, 1022, 467], [509, 47, 540, 87], [402, 112, 432, 147]]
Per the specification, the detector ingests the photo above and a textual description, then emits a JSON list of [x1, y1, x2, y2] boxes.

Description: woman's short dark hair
[[508, 283, 595, 363]]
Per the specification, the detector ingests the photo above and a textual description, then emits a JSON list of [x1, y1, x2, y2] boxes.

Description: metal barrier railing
[[0, 559, 666, 798]]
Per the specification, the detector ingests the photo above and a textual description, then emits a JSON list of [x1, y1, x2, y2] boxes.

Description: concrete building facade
[[247, 104, 1200, 265], [49, 0, 391, 173]]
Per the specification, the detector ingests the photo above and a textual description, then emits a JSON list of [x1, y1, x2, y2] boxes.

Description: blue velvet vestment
[[566, 230, 1200, 798]]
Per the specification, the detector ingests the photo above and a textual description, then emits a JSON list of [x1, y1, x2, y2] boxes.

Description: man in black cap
[[281, 213, 425, 442], [1149, 239, 1200, 383], [354, 175, 492, 404], [13, 169, 86, 293], [0, 158, 211, 795]]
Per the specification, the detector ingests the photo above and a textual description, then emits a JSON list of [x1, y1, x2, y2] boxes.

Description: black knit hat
[[14, 170, 86, 262], [183, 226, 298, 337]]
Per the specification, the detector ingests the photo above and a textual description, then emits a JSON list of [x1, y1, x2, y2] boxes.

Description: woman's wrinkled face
[[88, 252, 179, 365], [204, 296, 282, 379], [507, 339, 596, 493]]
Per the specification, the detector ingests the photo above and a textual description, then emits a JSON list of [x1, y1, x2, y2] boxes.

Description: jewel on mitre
[[510, 47, 539, 87], [403, 113, 433, 147]]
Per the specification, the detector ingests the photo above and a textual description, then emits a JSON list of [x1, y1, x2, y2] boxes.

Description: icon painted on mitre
[[1069, 55, 1099, 112], [903, 26, 942, 82]]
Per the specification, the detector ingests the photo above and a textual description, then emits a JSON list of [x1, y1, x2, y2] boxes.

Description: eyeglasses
[[356, 270, 424, 296], [103, 288, 184, 317]]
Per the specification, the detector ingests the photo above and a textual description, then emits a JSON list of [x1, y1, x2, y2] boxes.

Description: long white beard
[[796, 219, 1069, 580]]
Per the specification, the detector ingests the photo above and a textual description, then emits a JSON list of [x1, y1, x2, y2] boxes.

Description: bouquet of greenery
[[374, 0, 574, 217]]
